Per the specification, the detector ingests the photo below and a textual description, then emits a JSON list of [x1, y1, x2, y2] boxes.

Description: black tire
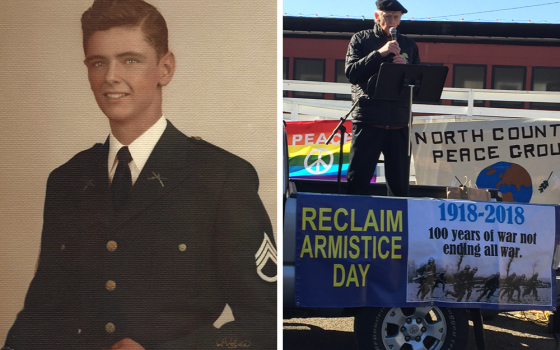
[[354, 306, 469, 350]]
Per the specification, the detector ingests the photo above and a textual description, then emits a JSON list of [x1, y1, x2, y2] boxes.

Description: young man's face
[[84, 26, 173, 125]]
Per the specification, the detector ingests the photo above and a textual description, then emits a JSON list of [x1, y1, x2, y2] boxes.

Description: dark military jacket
[[5, 121, 277, 350]]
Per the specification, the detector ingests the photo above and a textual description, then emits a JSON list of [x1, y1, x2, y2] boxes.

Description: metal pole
[[408, 84, 414, 157], [336, 124, 346, 194]]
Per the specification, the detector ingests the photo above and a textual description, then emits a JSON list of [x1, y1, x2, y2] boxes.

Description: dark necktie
[[111, 146, 133, 211]]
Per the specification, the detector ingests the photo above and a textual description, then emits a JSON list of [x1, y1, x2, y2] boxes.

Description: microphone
[[390, 27, 397, 41], [387, 27, 397, 61]]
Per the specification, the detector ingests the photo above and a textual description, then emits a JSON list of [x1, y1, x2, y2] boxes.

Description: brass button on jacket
[[106, 280, 116, 291], [105, 322, 115, 334], [107, 240, 117, 252]]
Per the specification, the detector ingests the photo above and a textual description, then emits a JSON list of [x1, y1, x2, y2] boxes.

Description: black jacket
[[4, 121, 277, 350], [345, 23, 420, 126]]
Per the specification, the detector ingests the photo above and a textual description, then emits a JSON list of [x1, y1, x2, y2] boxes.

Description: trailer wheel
[[354, 306, 468, 350]]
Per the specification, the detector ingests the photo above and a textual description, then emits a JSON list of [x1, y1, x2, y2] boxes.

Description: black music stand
[[372, 63, 448, 155], [371, 63, 448, 190]]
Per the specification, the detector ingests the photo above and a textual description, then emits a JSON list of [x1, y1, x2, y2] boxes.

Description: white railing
[[283, 80, 560, 122]]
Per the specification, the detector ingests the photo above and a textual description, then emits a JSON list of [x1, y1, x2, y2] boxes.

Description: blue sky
[[282, 0, 560, 23]]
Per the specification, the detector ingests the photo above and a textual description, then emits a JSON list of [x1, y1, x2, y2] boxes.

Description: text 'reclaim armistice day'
[[295, 193, 558, 309]]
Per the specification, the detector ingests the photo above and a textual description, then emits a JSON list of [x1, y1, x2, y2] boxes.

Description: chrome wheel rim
[[381, 307, 447, 350]]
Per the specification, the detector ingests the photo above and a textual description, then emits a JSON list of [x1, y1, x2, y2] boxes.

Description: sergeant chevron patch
[[255, 232, 277, 282]]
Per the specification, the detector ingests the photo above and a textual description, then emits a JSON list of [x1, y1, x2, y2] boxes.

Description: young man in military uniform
[[3, 1, 276, 349], [345, 0, 420, 196]]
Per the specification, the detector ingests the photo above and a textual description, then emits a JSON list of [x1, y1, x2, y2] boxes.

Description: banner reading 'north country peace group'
[[295, 193, 559, 310], [412, 119, 560, 204]]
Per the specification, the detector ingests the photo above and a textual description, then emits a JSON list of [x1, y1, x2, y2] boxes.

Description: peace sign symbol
[[304, 148, 334, 175]]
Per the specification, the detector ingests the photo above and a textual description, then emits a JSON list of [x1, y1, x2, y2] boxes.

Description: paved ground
[[283, 311, 560, 350]]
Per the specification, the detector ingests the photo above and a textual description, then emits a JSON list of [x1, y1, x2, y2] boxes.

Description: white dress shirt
[[108, 116, 167, 185]]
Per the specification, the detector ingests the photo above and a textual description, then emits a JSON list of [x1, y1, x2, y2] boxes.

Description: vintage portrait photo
[[0, 0, 277, 349]]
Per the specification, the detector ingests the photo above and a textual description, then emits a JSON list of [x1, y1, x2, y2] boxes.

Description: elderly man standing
[[345, 0, 420, 197]]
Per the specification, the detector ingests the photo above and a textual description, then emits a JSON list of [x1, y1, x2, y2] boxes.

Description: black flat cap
[[376, 0, 408, 13]]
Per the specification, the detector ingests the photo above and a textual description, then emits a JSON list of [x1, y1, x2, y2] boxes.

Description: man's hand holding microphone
[[378, 27, 407, 64]]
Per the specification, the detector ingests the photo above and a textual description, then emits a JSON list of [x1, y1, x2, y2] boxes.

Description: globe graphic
[[476, 162, 532, 203]]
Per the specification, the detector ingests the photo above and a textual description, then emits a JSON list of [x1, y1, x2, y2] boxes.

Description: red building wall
[[284, 37, 560, 91]]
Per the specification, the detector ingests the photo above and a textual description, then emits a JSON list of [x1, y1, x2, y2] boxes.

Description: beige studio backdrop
[[0, 0, 277, 343]]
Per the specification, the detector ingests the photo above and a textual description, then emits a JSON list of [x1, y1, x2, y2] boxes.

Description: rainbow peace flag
[[285, 120, 376, 182]]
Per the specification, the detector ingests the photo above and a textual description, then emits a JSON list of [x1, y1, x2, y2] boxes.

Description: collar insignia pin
[[148, 172, 167, 187], [83, 180, 95, 191]]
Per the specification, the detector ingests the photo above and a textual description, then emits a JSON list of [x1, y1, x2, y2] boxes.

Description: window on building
[[293, 58, 325, 99], [452, 64, 486, 106], [334, 59, 351, 100], [531, 67, 560, 110], [283, 57, 289, 97], [491, 65, 526, 108]]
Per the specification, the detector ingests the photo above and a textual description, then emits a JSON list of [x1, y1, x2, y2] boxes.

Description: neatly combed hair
[[81, 0, 168, 58]]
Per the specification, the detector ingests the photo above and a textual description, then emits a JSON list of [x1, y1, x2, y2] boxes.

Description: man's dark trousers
[[346, 123, 410, 197]]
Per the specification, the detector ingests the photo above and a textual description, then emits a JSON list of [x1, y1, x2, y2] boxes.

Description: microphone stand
[[407, 82, 415, 157], [325, 94, 367, 194]]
